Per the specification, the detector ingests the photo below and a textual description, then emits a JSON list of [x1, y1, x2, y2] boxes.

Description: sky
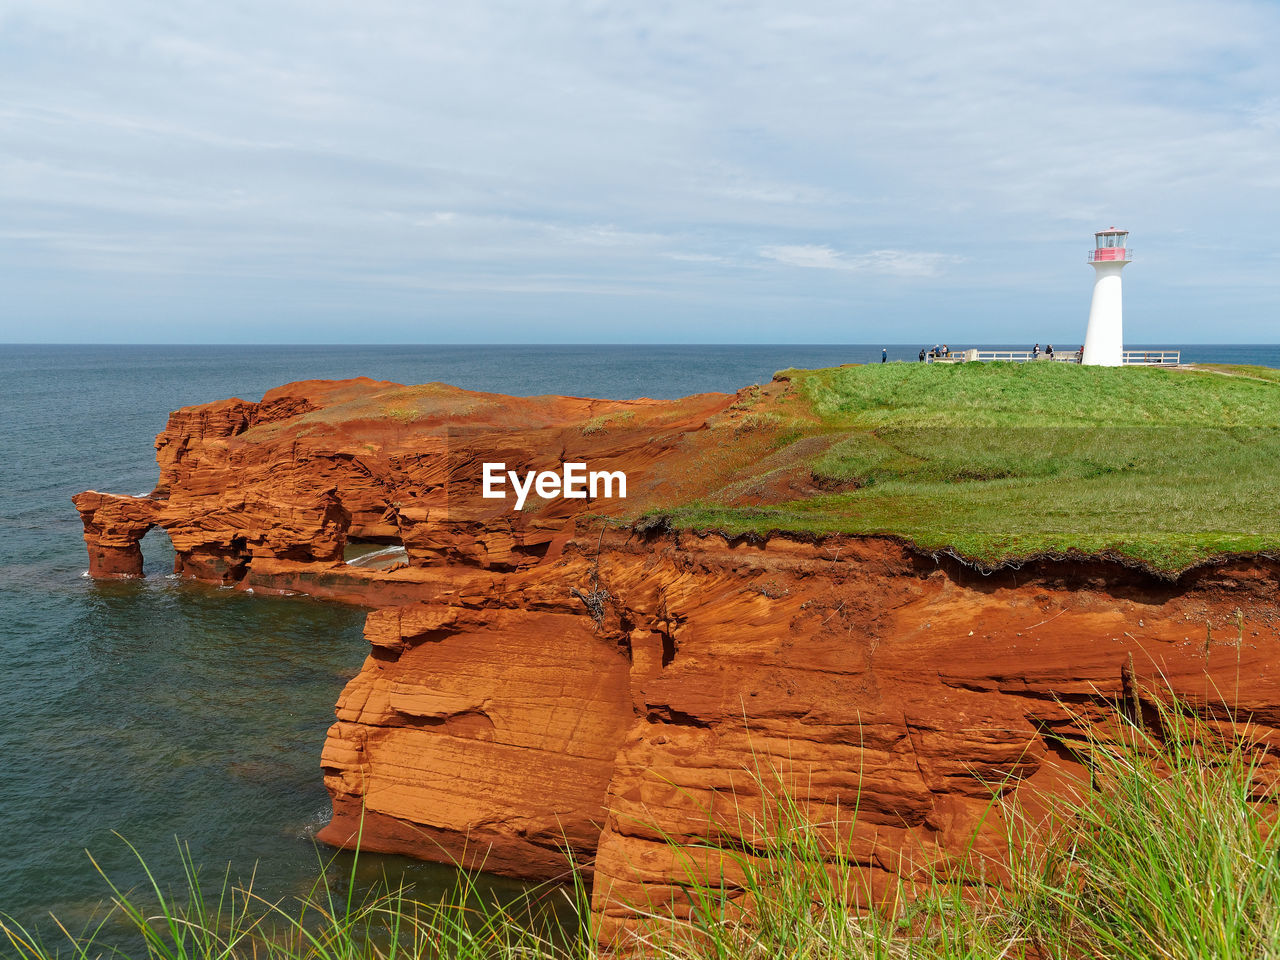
[[2, 0, 1279, 344]]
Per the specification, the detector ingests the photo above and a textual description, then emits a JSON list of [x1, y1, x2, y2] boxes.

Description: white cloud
[[666, 252, 732, 265], [760, 245, 959, 278], [545, 224, 666, 247], [2, 0, 1280, 339], [760, 245, 846, 270]]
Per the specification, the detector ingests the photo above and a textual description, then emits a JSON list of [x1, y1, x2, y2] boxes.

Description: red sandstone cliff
[[73, 378, 746, 580], [312, 533, 1280, 940], [74, 378, 1280, 943]]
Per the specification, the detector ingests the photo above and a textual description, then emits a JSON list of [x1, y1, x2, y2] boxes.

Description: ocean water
[[1, 342, 1277, 940]]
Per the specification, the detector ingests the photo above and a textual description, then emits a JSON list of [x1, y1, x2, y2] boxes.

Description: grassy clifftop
[[656, 362, 1280, 572]]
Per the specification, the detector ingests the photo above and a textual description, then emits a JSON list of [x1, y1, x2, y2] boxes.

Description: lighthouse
[[1081, 228, 1131, 366]]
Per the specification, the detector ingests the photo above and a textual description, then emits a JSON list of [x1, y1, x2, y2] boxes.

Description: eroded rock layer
[[74, 378, 1280, 943], [313, 532, 1280, 942]]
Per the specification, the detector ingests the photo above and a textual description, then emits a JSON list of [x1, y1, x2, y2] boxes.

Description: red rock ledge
[[74, 378, 1280, 944]]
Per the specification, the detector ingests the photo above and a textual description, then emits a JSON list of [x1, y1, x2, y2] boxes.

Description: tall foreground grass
[[1012, 702, 1280, 960], [0, 840, 590, 960], [6, 698, 1280, 959]]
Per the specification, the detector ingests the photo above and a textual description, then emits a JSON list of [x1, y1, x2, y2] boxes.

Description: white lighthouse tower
[[1081, 228, 1131, 366]]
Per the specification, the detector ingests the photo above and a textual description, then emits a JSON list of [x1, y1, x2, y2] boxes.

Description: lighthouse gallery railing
[[1088, 247, 1133, 262]]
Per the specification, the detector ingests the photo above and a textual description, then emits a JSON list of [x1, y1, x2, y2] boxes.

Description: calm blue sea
[[1, 343, 1277, 941]]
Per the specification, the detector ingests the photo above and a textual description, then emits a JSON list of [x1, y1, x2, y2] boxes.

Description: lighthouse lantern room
[[1081, 228, 1131, 366]]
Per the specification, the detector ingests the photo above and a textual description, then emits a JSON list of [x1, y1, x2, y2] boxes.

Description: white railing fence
[[1122, 350, 1180, 365], [925, 349, 1180, 365], [929, 350, 1073, 363]]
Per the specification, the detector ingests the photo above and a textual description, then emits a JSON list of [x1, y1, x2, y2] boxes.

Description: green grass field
[[655, 362, 1280, 572]]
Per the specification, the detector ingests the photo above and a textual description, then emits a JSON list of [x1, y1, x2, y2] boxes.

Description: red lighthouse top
[[1089, 227, 1130, 262]]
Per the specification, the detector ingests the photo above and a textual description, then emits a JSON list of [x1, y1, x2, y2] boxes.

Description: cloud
[[666, 252, 732, 265], [759, 245, 959, 278], [545, 224, 666, 247], [2, 0, 1280, 340]]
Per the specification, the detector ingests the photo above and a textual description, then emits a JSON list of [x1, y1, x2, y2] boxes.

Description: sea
[[2, 343, 1278, 942]]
